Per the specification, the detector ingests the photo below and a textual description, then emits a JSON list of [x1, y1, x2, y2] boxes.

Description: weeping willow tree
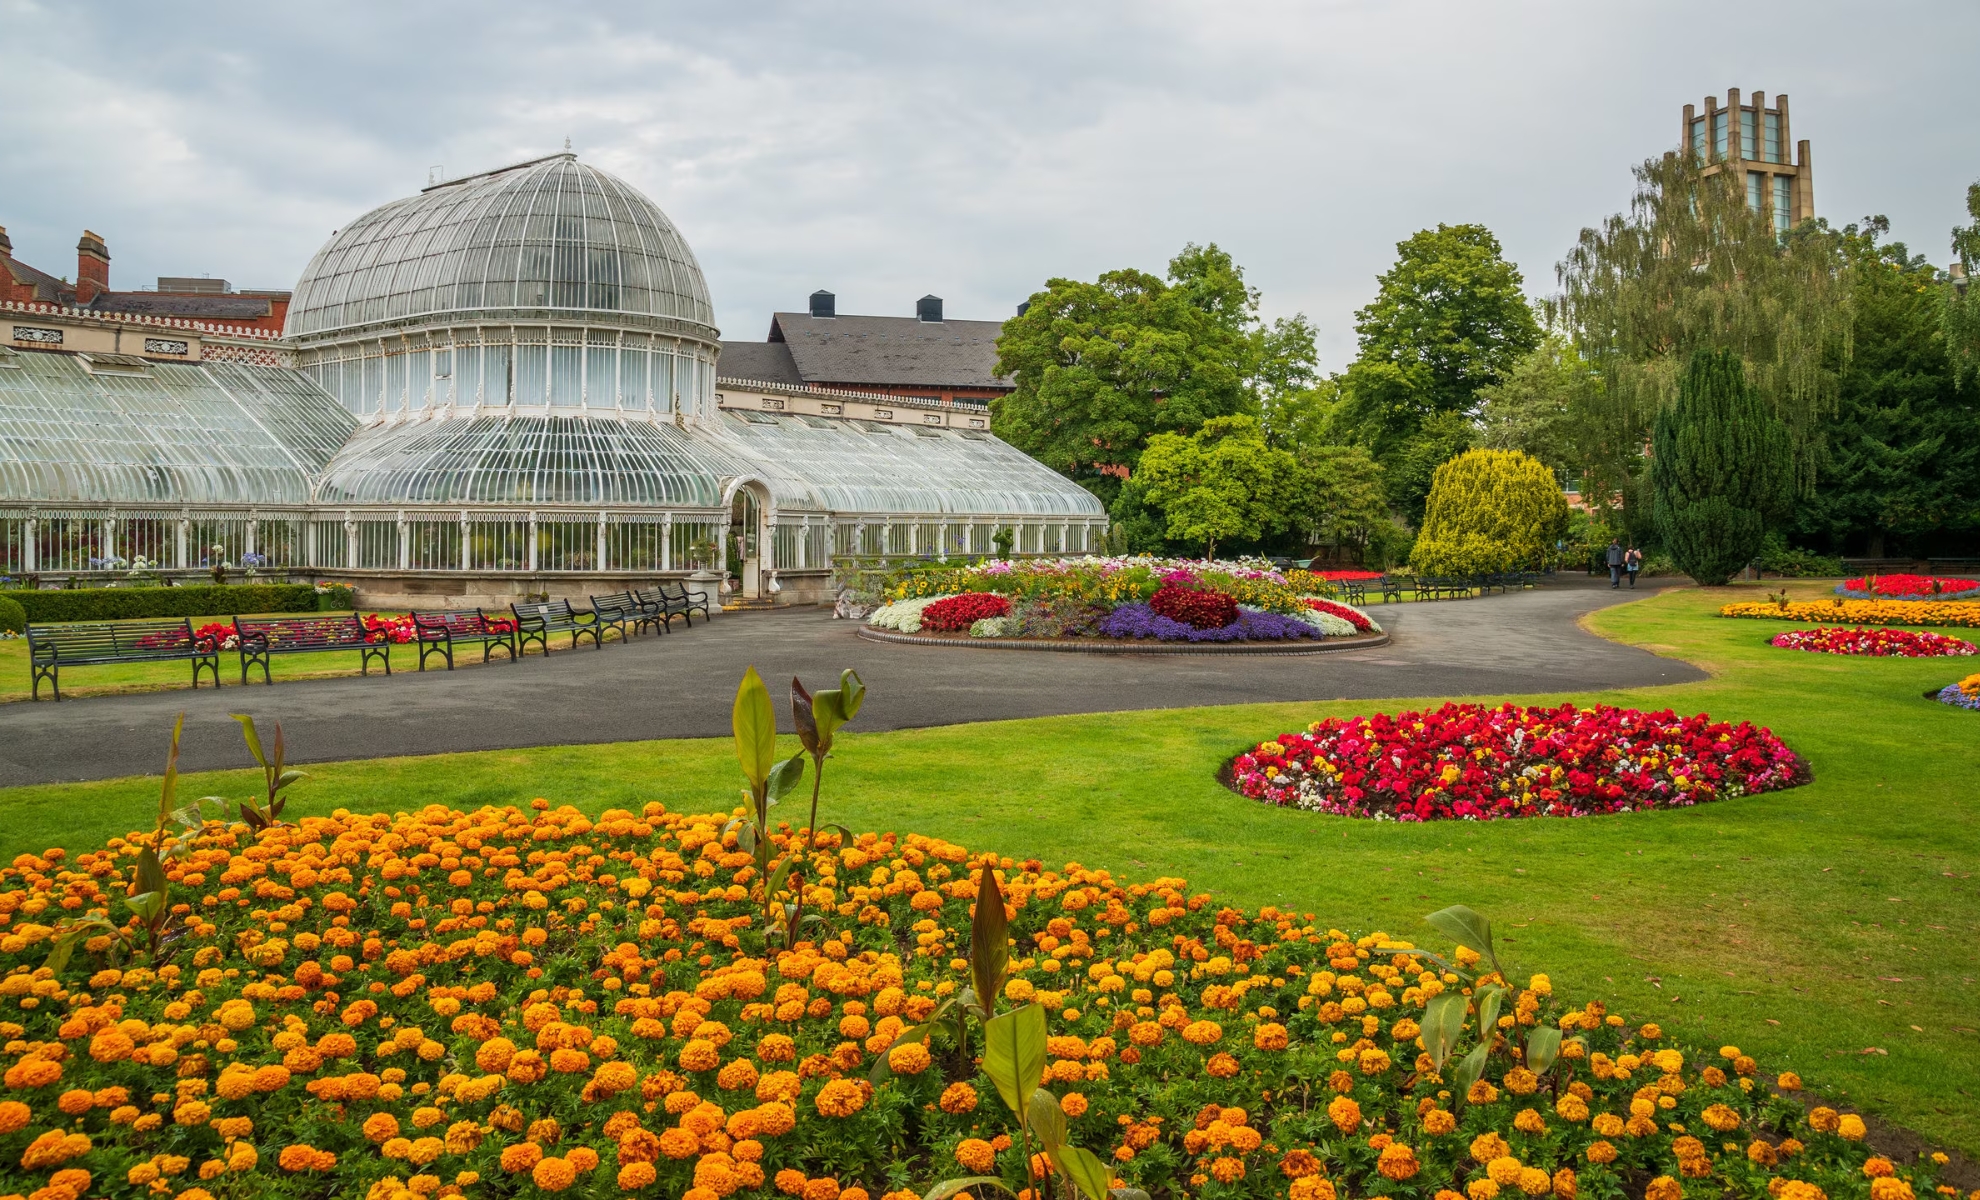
[[1550, 153, 1853, 536]]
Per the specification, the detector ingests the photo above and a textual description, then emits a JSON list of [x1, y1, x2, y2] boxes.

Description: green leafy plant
[[46, 714, 217, 973], [225, 713, 306, 831]]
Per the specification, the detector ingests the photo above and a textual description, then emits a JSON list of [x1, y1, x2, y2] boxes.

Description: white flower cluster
[[969, 616, 1018, 638], [865, 594, 955, 634]]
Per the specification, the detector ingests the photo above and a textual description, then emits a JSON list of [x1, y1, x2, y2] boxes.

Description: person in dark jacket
[[1625, 546, 1643, 587], [1606, 539, 1624, 588]]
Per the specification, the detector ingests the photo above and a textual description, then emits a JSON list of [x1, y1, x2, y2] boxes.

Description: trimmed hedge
[[8, 583, 318, 623], [0, 594, 24, 635]]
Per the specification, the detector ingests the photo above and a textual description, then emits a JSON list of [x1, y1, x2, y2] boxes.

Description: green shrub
[[11, 584, 317, 623], [1411, 448, 1569, 575], [1651, 349, 1792, 586], [0, 594, 24, 635]]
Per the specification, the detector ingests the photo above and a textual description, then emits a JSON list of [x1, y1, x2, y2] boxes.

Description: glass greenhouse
[[0, 154, 1105, 597]]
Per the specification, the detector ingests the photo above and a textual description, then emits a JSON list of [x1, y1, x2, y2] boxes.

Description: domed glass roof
[[285, 155, 715, 341]]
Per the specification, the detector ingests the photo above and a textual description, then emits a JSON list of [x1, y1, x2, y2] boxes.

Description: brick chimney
[[76, 230, 110, 304], [0, 226, 12, 257]]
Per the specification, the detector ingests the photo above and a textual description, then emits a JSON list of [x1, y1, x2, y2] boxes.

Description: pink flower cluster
[[363, 613, 418, 644], [1229, 702, 1806, 821], [1770, 627, 1976, 657]]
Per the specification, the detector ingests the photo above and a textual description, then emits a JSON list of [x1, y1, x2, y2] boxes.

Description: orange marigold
[[1378, 1143, 1420, 1181], [533, 1155, 578, 1191], [939, 1082, 978, 1114], [956, 1138, 997, 1173], [814, 1079, 865, 1118]]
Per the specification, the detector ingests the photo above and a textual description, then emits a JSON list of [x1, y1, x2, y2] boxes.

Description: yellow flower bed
[[1720, 598, 1980, 628], [0, 804, 1954, 1200]]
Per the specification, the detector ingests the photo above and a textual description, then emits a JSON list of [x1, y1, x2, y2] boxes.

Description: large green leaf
[[924, 1178, 1015, 1200], [766, 752, 806, 805], [1026, 1088, 1067, 1150], [1422, 991, 1467, 1070], [1525, 1026, 1563, 1076], [838, 668, 865, 720], [1475, 983, 1505, 1042], [1424, 904, 1501, 977], [1452, 1042, 1490, 1104], [980, 1004, 1046, 1118], [231, 713, 268, 770], [133, 847, 166, 903], [1054, 1145, 1115, 1200], [158, 712, 185, 830], [969, 864, 1009, 1018], [732, 668, 777, 792]]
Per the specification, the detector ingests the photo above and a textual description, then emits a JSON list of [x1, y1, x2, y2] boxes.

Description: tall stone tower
[[1683, 89, 1814, 233]]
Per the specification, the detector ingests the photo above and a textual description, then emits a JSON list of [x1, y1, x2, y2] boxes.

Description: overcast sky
[[3, 0, 1975, 366]]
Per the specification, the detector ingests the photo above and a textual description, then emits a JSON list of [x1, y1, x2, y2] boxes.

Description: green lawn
[[1, 582, 1975, 1153], [0, 611, 626, 701]]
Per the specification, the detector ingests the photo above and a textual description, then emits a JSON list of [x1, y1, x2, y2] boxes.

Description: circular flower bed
[[867, 558, 1382, 645], [1721, 598, 1980, 628], [1229, 702, 1806, 820], [1934, 672, 1980, 710], [0, 804, 1936, 1200], [1769, 627, 1977, 657], [1837, 573, 1980, 601]]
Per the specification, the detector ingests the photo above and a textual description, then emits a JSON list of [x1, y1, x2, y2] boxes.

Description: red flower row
[[1229, 702, 1805, 821], [1150, 585, 1238, 630], [1770, 627, 1977, 657], [1842, 573, 1980, 599], [1317, 569, 1383, 581], [920, 592, 1011, 632], [1302, 597, 1374, 631]]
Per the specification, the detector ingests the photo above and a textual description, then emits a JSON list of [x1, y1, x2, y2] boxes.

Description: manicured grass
[[0, 611, 625, 701], [1, 582, 1975, 1152]]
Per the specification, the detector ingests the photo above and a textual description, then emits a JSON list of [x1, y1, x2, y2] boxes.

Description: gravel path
[[0, 578, 1701, 786]]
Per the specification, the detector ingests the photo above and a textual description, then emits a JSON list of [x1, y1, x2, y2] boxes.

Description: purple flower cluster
[[1936, 682, 1980, 711], [1096, 602, 1317, 642]]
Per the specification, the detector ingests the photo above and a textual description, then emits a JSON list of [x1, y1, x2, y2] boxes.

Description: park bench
[[589, 591, 661, 640], [26, 618, 220, 700], [512, 599, 602, 654], [634, 581, 710, 629], [1338, 579, 1368, 605], [411, 609, 519, 671], [234, 613, 391, 684]]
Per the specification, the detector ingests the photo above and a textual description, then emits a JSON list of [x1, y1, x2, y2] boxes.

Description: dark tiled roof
[[2, 255, 69, 301], [716, 340, 805, 387], [767, 312, 1012, 390], [87, 292, 273, 319]]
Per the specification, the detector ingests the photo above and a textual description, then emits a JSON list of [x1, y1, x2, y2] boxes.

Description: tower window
[[1691, 117, 1708, 161], [1773, 175, 1792, 234], [1764, 112, 1782, 163], [1748, 171, 1766, 214], [1740, 110, 1757, 159], [1712, 111, 1728, 159]]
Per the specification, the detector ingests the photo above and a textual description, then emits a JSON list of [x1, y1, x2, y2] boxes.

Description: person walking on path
[[1625, 546, 1643, 588], [1606, 538, 1624, 588]]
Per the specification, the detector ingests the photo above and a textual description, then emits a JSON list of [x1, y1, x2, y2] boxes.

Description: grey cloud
[[2, 0, 1975, 366]]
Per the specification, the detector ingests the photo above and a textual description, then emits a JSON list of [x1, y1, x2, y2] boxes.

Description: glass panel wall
[[1764, 112, 1782, 163], [0, 515, 24, 575], [406, 519, 459, 571], [468, 518, 529, 571], [670, 520, 720, 570], [356, 520, 397, 569], [309, 520, 348, 569], [119, 515, 177, 569], [538, 519, 597, 570]]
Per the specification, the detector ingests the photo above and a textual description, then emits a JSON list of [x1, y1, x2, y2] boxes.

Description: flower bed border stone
[[855, 624, 1390, 654]]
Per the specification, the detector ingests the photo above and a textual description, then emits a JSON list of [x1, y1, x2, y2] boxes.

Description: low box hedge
[[8, 583, 319, 623]]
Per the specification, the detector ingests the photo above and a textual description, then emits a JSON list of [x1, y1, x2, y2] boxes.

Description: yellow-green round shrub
[[1410, 448, 1568, 576]]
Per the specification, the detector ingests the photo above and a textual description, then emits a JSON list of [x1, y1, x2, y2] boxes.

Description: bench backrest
[[414, 609, 489, 637], [28, 618, 198, 659], [591, 591, 640, 613], [235, 613, 366, 647], [513, 599, 578, 623]]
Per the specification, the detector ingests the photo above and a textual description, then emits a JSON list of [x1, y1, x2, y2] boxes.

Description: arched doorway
[[725, 480, 771, 600]]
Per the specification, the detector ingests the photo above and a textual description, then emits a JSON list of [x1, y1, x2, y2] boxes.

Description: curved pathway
[[0, 580, 1701, 787]]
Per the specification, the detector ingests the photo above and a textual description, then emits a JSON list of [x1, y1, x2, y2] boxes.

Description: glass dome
[[285, 154, 715, 342]]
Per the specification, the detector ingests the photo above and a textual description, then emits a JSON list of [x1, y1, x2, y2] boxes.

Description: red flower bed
[[1841, 572, 1980, 599], [1302, 596, 1373, 631], [193, 621, 239, 651], [1318, 569, 1383, 581], [363, 613, 417, 644], [919, 591, 1011, 632], [1229, 701, 1805, 820], [1770, 627, 1976, 657], [1149, 584, 1238, 630]]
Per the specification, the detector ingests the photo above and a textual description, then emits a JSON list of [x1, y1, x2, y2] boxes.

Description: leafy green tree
[[1476, 333, 1599, 475], [1383, 411, 1477, 526], [1292, 443, 1391, 562], [1332, 223, 1541, 457], [1135, 416, 1296, 557], [1793, 220, 1980, 556], [1553, 152, 1852, 525], [1945, 181, 1980, 389], [1650, 349, 1793, 585], [1410, 449, 1568, 576], [992, 244, 1316, 496]]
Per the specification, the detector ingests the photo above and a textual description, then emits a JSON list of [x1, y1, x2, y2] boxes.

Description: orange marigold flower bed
[[1721, 598, 1980, 628], [0, 804, 1951, 1200]]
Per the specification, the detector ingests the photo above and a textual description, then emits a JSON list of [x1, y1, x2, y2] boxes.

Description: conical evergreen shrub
[[1410, 448, 1568, 576], [1651, 349, 1792, 586]]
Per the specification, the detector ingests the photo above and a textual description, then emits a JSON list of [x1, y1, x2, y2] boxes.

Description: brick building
[[0, 224, 291, 334], [719, 289, 1013, 405]]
